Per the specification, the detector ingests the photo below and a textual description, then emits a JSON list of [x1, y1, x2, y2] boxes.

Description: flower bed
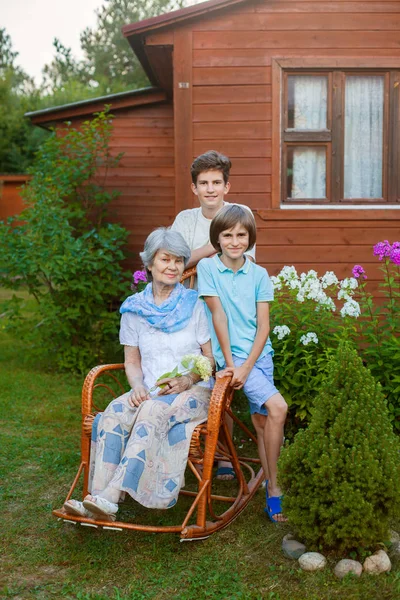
[[270, 241, 400, 435]]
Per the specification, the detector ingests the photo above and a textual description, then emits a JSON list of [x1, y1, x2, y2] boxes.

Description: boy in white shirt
[[171, 150, 256, 269], [171, 150, 255, 479]]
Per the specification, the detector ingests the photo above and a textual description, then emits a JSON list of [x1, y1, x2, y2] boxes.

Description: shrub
[[352, 242, 400, 431], [278, 342, 400, 554], [0, 110, 130, 372]]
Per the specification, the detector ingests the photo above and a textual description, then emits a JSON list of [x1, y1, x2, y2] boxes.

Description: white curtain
[[290, 147, 326, 199], [344, 76, 384, 199], [290, 75, 327, 129], [289, 76, 327, 198]]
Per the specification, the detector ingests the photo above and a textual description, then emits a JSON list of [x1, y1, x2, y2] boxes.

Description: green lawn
[[1, 291, 399, 599]]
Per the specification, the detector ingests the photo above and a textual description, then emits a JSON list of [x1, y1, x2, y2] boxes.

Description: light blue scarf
[[120, 282, 198, 333]]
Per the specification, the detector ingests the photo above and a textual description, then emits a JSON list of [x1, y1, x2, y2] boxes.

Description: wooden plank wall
[[102, 103, 175, 264], [0, 175, 30, 221], [190, 0, 400, 288]]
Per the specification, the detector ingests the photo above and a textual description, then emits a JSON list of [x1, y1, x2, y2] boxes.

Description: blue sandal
[[216, 466, 236, 480], [265, 495, 284, 523]]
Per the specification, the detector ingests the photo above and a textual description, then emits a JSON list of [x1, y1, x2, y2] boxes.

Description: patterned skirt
[[88, 386, 211, 509]]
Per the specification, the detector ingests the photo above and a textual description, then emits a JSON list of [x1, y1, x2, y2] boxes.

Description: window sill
[[280, 204, 400, 210]]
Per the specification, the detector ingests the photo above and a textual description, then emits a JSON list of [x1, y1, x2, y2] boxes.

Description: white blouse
[[119, 299, 211, 392]]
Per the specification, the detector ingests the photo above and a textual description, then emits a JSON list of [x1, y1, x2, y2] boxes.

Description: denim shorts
[[230, 353, 279, 416]]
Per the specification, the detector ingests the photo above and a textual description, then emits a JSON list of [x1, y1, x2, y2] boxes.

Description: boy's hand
[[217, 365, 251, 389], [230, 364, 251, 390], [216, 367, 235, 380]]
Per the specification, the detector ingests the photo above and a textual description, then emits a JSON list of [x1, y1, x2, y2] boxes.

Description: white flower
[[321, 271, 339, 288], [288, 278, 301, 290], [273, 325, 291, 340], [296, 292, 305, 303], [271, 276, 282, 291], [300, 332, 319, 346], [279, 266, 298, 282], [340, 299, 361, 319], [337, 288, 351, 301], [302, 279, 322, 300], [340, 277, 358, 291], [317, 296, 336, 312], [315, 290, 328, 303], [180, 354, 213, 381]]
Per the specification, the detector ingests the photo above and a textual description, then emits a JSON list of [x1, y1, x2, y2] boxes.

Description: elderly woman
[[64, 228, 214, 520]]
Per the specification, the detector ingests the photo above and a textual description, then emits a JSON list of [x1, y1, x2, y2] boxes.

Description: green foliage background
[[0, 111, 130, 372]]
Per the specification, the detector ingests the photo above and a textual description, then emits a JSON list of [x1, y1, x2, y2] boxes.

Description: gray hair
[[140, 227, 191, 270]]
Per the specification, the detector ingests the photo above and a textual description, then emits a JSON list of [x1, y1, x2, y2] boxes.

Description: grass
[[1, 289, 400, 599]]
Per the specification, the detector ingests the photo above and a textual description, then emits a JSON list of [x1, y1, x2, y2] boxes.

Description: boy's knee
[[265, 394, 288, 420], [251, 412, 267, 433]]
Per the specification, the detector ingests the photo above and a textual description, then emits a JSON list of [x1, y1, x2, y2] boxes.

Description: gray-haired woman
[[64, 228, 214, 520]]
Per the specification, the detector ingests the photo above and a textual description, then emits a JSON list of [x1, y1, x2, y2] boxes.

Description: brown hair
[[210, 205, 256, 252], [191, 150, 232, 184]]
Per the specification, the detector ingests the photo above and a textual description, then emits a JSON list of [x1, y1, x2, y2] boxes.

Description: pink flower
[[390, 248, 400, 266], [133, 270, 147, 285], [352, 265, 367, 279], [373, 240, 392, 261]]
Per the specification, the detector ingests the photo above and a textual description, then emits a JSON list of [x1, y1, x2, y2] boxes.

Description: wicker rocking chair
[[53, 268, 264, 540]]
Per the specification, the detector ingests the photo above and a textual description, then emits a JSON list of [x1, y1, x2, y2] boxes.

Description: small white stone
[[282, 537, 306, 560], [389, 529, 400, 545], [334, 559, 362, 579], [389, 541, 400, 558], [363, 550, 391, 574], [298, 552, 327, 571]]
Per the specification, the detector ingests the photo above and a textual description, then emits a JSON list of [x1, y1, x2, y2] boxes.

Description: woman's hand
[[128, 384, 150, 408], [157, 375, 193, 396]]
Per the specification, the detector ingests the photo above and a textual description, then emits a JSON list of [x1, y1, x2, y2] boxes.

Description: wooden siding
[[254, 211, 398, 286], [102, 104, 175, 264], [189, 0, 400, 287], [0, 175, 30, 220]]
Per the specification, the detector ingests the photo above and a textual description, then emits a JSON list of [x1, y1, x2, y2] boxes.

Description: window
[[280, 68, 400, 204]]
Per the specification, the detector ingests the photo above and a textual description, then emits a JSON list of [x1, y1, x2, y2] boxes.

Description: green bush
[[0, 110, 130, 372], [278, 342, 400, 554]]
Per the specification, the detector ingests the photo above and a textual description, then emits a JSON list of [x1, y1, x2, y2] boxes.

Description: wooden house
[[28, 0, 400, 293], [0, 175, 30, 221]]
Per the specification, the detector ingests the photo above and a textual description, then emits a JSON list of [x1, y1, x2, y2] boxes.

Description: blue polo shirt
[[197, 255, 274, 368]]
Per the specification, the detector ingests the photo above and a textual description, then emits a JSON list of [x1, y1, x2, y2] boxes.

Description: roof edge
[[122, 0, 247, 37], [25, 87, 163, 121]]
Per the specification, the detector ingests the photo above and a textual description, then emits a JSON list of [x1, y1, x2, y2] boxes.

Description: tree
[[278, 342, 400, 554], [0, 28, 48, 173], [42, 0, 186, 97]]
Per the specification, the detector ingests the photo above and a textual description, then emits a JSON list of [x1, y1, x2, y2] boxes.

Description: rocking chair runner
[[53, 267, 264, 540]]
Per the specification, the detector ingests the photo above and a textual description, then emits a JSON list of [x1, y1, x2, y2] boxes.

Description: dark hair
[[210, 205, 256, 252], [191, 150, 232, 184]]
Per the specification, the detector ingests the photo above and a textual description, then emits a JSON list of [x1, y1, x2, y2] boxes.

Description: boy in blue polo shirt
[[197, 205, 288, 522]]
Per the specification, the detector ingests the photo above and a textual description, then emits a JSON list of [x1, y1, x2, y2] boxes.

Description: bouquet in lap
[[151, 354, 213, 395]]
